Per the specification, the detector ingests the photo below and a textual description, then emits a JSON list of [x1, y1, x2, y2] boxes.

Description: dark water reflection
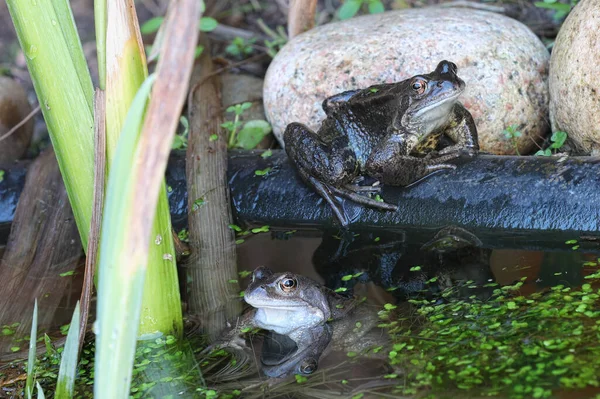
[[237, 227, 596, 300]]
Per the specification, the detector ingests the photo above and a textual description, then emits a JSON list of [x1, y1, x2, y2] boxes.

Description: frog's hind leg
[[284, 122, 359, 226], [285, 123, 398, 223]]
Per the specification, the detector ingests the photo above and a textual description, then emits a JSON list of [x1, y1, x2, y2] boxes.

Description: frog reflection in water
[[284, 60, 479, 226], [216, 267, 377, 378]]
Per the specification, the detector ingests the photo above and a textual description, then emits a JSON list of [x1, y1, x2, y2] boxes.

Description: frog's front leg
[[365, 133, 461, 186], [201, 310, 257, 353], [261, 324, 333, 378], [439, 103, 479, 156]]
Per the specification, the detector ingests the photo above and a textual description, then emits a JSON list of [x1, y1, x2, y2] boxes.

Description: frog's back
[[319, 83, 402, 168]]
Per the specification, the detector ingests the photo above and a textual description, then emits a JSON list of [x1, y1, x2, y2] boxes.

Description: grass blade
[[26, 300, 38, 399], [36, 382, 45, 399], [55, 302, 80, 399], [6, 0, 95, 248], [94, 74, 157, 398], [104, 0, 182, 339]]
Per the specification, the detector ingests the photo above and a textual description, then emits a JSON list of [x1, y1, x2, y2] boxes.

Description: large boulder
[[264, 7, 550, 155], [549, 0, 600, 155]]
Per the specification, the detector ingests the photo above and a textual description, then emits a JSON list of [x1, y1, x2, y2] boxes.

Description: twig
[[0, 105, 40, 142], [209, 24, 265, 41], [288, 0, 317, 39], [439, 0, 505, 13], [193, 52, 268, 91], [78, 89, 106, 354]]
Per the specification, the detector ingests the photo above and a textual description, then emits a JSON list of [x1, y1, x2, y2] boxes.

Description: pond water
[[1, 226, 599, 398]]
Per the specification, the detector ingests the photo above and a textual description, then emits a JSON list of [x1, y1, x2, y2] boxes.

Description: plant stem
[[228, 113, 240, 148]]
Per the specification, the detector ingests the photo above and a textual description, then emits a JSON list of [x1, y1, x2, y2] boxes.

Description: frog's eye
[[411, 79, 427, 95], [299, 359, 318, 374], [279, 277, 298, 292]]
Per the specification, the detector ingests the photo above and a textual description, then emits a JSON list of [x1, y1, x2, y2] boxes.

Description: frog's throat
[[412, 92, 461, 118]]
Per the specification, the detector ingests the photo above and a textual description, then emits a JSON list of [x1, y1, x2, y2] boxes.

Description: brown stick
[[78, 89, 106, 354], [287, 0, 317, 39], [186, 36, 241, 340]]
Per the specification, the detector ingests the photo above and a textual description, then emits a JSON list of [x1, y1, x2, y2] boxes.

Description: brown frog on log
[[284, 61, 479, 226]]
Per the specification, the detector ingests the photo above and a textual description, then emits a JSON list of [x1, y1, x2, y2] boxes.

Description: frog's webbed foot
[[328, 184, 398, 212], [304, 173, 351, 227], [437, 144, 478, 158]]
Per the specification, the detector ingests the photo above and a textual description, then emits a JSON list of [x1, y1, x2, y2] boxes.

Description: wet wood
[[186, 37, 241, 339], [0, 148, 82, 359]]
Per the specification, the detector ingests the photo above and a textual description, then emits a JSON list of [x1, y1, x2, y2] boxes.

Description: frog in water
[[284, 60, 479, 226], [213, 267, 359, 377]]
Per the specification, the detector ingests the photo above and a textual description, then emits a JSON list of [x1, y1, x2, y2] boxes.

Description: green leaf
[[339, 0, 363, 20], [368, 0, 385, 14], [261, 149, 273, 159], [534, 2, 571, 12], [199, 17, 218, 32], [26, 300, 38, 399], [140, 17, 164, 34], [550, 130, 567, 149], [194, 46, 204, 59], [228, 224, 242, 232], [251, 225, 270, 233], [341, 274, 353, 281], [55, 302, 80, 399], [36, 382, 45, 399], [255, 167, 271, 176], [535, 149, 551, 156], [171, 134, 187, 149], [235, 120, 272, 149]]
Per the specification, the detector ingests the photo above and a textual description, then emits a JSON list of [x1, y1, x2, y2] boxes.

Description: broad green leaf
[[550, 130, 567, 149], [199, 17, 218, 32], [235, 120, 272, 149], [339, 0, 363, 20], [368, 0, 385, 14], [140, 17, 164, 34]]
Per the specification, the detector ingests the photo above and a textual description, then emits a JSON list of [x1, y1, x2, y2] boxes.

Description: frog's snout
[[437, 60, 458, 75]]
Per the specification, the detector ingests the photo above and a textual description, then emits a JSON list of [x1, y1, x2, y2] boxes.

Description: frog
[[284, 60, 479, 226], [211, 267, 359, 378]]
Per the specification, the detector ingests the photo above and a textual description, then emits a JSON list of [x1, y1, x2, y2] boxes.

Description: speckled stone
[[549, 0, 600, 155], [264, 7, 550, 155]]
